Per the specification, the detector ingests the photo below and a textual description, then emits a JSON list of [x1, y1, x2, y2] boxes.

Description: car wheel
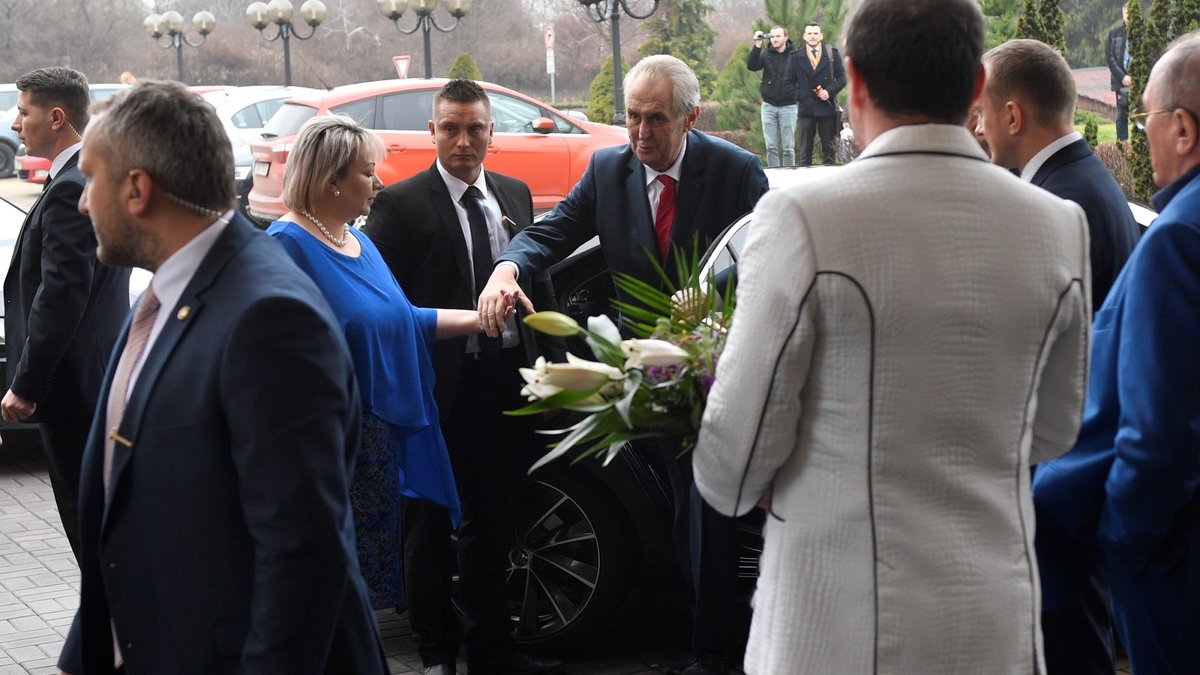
[[467, 465, 635, 654], [0, 144, 14, 178]]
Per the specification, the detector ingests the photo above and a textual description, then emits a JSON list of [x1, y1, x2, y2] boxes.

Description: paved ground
[[0, 430, 694, 674]]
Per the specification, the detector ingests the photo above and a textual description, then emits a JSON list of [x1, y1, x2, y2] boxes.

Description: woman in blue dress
[[267, 115, 494, 609]]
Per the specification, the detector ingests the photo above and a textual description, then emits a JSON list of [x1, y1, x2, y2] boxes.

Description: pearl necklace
[[302, 210, 349, 247]]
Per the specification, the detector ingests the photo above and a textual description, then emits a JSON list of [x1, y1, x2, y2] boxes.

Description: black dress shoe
[[468, 651, 565, 675], [679, 652, 730, 675]]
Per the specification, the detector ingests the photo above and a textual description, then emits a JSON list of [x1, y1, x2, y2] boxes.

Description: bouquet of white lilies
[[510, 261, 733, 473]]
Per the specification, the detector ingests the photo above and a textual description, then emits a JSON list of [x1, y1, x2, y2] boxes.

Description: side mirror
[[532, 117, 555, 134]]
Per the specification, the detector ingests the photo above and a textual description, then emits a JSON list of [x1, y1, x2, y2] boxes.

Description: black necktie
[[460, 185, 503, 356], [812, 48, 819, 58]]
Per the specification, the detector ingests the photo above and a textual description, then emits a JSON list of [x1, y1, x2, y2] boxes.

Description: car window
[[229, 104, 264, 129], [90, 87, 124, 103], [490, 93, 549, 134], [0, 91, 18, 112], [255, 100, 285, 126], [261, 103, 317, 137], [379, 90, 436, 131], [331, 97, 377, 129]]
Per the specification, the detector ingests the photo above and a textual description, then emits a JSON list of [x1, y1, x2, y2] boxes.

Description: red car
[[246, 78, 627, 225]]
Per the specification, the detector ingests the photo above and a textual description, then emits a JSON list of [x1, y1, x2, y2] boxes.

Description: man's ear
[[846, 58, 867, 113], [1174, 107, 1199, 156], [1004, 100, 1024, 136], [126, 169, 154, 217]]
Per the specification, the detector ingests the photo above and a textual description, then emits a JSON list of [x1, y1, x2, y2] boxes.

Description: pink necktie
[[654, 174, 676, 260], [104, 287, 161, 493]]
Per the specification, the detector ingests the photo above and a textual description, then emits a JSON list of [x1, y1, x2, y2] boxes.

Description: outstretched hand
[[478, 265, 534, 337]]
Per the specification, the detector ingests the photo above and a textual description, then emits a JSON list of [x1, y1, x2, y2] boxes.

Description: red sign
[[544, 25, 555, 51], [393, 55, 411, 79]]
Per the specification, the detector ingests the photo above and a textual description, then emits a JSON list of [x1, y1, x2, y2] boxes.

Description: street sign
[[393, 55, 411, 79], [544, 24, 555, 50], [546, 50, 556, 75]]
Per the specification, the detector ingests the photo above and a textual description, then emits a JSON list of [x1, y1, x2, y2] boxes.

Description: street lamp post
[[377, 0, 474, 79], [246, 0, 327, 86], [577, 0, 658, 125], [144, 10, 216, 83]]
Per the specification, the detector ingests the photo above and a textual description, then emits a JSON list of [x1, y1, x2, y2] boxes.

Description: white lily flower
[[519, 357, 563, 400], [540, 353, 625, 391], [587, 314, 622, 346], [523, 311, 582, 337], [621, 338, 690, 369]]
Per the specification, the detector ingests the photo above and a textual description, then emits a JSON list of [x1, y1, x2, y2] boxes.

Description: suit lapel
[[104, 217, 254, 511], [670, 131, 706, 258], [3, 158, 72, 285], [624, 152, 661, 279]]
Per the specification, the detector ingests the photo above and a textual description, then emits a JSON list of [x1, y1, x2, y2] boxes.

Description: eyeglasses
[[1129, 106, 1197, 131]]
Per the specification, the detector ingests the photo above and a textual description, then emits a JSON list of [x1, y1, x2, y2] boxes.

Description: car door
[[484, 92, 570, 211]]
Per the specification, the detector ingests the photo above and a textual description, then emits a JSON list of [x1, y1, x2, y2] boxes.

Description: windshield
[[260, 102, 317, 138]]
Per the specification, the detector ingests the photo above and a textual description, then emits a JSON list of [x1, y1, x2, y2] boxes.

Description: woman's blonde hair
[[281, 114, 384, 213]]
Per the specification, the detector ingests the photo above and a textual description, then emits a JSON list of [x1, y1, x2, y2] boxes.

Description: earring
[[334, 190, 341, 197]]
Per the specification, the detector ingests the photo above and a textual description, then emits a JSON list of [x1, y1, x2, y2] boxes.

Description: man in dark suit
[[791, 22, 846, 166], [979, 39, 1141, 675], [363, 79, 564, 675], [58, 81, 386, 675], [478, 55, 769, 675], [2, 67, 129, 562]]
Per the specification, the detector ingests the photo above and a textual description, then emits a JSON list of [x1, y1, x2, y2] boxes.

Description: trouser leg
[[779, 104, 797, 166], [797, 116, 817, 167], [816, 116, 838, 165], [760, 103, 780, 168], [39, 420, 87, 562]]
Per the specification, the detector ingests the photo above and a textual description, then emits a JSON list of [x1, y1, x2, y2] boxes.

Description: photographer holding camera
[[747, 26, 798, 166], [790, 22, 846, 166]]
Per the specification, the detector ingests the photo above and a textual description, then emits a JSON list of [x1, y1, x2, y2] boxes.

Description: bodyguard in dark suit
[[2, 67, 129, 561], [479, 56, 769, 675], [979, 39, 1141, 675], [791, 22, 846, 166], [364, 79, 564, 675], [59, 81, 385, 675]]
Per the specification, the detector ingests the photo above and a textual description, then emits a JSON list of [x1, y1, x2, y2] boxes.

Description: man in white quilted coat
[[693, 0, 1092, 673]]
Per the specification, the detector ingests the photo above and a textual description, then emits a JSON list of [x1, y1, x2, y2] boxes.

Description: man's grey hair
[[624, 54, 701, 118], [90, 80, 234, 215], [1154, 31, 1200, 113]]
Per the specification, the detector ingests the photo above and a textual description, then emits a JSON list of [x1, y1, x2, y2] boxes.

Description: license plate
[[253, 161, 270, 177]]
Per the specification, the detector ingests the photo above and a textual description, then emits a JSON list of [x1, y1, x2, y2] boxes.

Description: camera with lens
[[754, 31, 767, 40]]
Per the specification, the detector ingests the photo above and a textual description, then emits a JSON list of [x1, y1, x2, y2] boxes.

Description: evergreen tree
[[639, 0, 719, 97], [447, 52, 483, 81], [1084, 116, 1099, 148], [714, 43, 764, 156], [1127, 0, 1155, 201], [982, 0, 1023, 48], [1173, 0, 1200, 34], [1147, 0, 1173, 61], [587, 54, 629, 126], [1015, 0, 1045, 40], [1040, 0, 1067, 53]]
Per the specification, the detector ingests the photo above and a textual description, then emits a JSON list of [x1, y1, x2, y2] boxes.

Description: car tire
[[0, 144, 14, 179], [502, 465, 635, 654]]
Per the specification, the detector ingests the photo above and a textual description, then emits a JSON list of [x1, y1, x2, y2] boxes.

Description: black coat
[[791, 44, 847, 119], [1107, 24, 1129, 92], [746, 40, 798, 106], [1031, 138, 1141, 310], [3, 151, 129, 424]]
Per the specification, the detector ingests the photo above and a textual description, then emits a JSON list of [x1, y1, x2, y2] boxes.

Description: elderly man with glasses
[[1033, 31, 1200, 675]]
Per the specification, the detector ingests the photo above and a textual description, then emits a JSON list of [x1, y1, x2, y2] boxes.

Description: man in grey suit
[[59, 81, 385, 675], [2, 67, 129, 561], [478, 55, 769, 675]]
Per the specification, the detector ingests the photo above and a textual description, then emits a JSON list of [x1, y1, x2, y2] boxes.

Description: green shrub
[[587, 55, 629, 126], [447, 53, 483, 81]]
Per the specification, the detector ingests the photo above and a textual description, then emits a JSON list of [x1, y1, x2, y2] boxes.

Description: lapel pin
[[176, 306, 191, 321], [502, 215, 517, 234]]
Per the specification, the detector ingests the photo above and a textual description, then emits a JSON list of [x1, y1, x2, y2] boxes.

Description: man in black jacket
[[747, 26, 798, 166], [792, 22, 847, 166], [1106, 3, 1132, 141]]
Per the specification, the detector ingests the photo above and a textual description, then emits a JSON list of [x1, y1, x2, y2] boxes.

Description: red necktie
[[654, 174, 676, 260]]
